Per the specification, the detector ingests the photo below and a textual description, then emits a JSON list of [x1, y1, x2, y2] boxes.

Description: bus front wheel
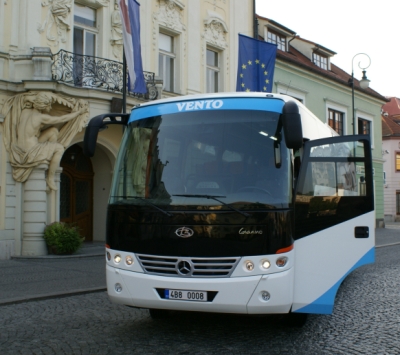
[[286, 312, 308, 327], [149, 309, 170, 319]]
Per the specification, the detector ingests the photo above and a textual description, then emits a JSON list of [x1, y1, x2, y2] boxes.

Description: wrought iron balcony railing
[[51, 50, 158, 100]]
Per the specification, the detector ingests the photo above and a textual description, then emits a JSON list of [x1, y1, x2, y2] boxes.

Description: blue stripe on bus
[[294, 247, 375, 314], [128, 98, 285, 123]]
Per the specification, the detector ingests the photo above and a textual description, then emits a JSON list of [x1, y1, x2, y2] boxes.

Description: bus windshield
[[110, 109, 291, 211]]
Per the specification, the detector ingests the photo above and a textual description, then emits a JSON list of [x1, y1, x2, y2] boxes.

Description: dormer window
[[313, 53, 328, 70], [267, 30, 286, 51]]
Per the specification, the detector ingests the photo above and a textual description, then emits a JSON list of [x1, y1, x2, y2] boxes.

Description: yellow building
[[0, 0, 254, 259]]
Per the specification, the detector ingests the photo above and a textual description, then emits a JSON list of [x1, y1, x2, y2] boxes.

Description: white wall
[[382, 139, 400, 221]]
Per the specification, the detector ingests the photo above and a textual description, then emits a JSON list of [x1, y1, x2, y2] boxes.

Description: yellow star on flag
[[240, 73, 243, 78], [242, 64, 246, 69], [264, 71, 268, 75], [241, 83, 245, 87], [255, 59, 260, 64], [248, 60, 252, 65], [246, 88, 251, 92], [265, 79, 269, 84], [261, 63, 265, 68]]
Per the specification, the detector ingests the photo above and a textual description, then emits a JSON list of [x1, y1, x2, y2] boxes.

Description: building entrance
[[60, 144, 94, 241]]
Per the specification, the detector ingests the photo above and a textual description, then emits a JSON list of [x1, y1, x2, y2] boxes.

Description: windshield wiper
[[173, 194, 250, 217], [111, 196, 173, 217]]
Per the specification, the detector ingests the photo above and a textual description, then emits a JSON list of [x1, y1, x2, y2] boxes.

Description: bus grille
[[136, 254, 240, 278]]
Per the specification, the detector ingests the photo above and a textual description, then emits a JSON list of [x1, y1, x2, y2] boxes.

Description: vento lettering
[[176, 100, 224, 112]]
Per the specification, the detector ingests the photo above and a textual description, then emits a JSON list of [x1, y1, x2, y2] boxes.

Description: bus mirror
[[83, 113, 130, 157], [83, 124, 101, 157], [282, 101, 303, 149]]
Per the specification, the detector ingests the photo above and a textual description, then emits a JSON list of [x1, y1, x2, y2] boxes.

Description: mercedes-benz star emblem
[[177, 260, 191, 275], [175, 227, 194, 238]]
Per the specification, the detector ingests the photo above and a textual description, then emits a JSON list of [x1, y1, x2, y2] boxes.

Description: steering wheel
[[237, 186, 272, 196]]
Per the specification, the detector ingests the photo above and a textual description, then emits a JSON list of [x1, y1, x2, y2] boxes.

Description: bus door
[[292, 135, 375, 314]]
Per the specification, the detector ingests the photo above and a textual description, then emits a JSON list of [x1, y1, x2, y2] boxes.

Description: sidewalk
[[0, 226, 399, 306], [376, 222, 400, 247], [0, 242, 106, 306]]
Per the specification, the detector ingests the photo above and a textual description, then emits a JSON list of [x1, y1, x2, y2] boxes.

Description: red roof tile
[[382, 114, 400, 137], [276, 46, 387, 102]]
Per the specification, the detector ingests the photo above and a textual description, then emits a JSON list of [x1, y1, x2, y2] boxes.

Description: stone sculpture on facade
[[2, 92, 89, 191], [110, 2, 123, 59], [157, 0, 186, 32], [38, 0, 72, 45]]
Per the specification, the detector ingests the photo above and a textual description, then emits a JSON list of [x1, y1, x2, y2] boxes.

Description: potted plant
[[43, 222, 84, 255]]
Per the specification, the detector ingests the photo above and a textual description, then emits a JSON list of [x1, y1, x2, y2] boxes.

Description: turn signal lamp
[[276, 257, 288, 268]]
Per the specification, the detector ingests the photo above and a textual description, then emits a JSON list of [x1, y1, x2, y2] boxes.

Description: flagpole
[[122, 48, 127, 114], [253, 0, 258, 38]]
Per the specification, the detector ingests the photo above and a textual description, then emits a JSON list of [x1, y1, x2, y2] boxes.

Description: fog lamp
[[245, 261, 254, 271], [126, 255, 134, 265], [261, 291, 270, 301], [261, 260, 271, 269], [115, 283, 122, 293], [114, 254, 121, 264], [276, 257, 288, 268]]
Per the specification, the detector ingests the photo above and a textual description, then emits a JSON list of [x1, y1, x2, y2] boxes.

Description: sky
[[255, 0, 398, 98]]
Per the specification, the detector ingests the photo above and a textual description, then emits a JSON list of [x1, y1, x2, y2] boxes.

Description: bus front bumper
[[106, 264, 294, 314]]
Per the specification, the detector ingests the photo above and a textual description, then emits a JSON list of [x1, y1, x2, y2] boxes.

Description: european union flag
[[236, 34, 277, 93]]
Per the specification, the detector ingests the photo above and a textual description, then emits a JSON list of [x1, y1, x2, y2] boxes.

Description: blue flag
[[119, 0, 147, 94], [236, 34, 277, 93]]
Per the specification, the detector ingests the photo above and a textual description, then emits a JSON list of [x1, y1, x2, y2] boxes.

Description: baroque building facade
[[0, 0, 253, 259]]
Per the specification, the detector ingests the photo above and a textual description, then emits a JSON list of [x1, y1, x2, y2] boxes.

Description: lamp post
[[350, 53, 371, 135]]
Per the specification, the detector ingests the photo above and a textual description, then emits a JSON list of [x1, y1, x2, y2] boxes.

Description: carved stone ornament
[[110, 1, 123, 59], [156, 0, 186, 32], [1, 92, 89, 191], [204, 14, 228, 49], [38, 0, 73, 46], [76, 0, 110, 8]]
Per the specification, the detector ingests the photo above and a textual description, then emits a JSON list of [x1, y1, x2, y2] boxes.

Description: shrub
[[43, 222, 84, 255]]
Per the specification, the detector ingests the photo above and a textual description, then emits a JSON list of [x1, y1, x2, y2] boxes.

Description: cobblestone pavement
[[1, 245, 399, 355], [0, 256, 105, 305]]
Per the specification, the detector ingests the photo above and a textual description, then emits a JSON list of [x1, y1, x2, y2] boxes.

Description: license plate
[[165, 289, 207, 302]]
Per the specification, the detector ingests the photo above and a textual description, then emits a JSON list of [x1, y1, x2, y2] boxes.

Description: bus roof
[[129, 92, 337, 141]]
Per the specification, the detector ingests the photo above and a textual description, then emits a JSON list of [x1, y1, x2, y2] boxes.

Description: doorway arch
[[60, 144, 94, 241]]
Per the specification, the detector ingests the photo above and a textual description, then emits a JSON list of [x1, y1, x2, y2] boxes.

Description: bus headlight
[[261, 259, 271, 269], [276, 257, 288, 268], [245, 261, 254, 271], [106, 251, 111, 261], [114, 254, 121, 264], [125, 255, 134, 265]]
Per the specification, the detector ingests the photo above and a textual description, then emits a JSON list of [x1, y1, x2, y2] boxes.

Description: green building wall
[[273, 62, 385, 226]]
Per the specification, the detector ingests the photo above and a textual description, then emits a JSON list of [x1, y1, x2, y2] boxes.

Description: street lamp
[[350, 53, 371, 135]]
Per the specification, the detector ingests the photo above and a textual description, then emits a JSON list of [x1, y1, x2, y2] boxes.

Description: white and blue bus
[[84, 93, 374, 326]]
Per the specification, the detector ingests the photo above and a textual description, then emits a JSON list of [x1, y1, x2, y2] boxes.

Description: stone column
[[32, 47, 53, 81], [47, 167, 62, 224], [21, 164, 48, 256]]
